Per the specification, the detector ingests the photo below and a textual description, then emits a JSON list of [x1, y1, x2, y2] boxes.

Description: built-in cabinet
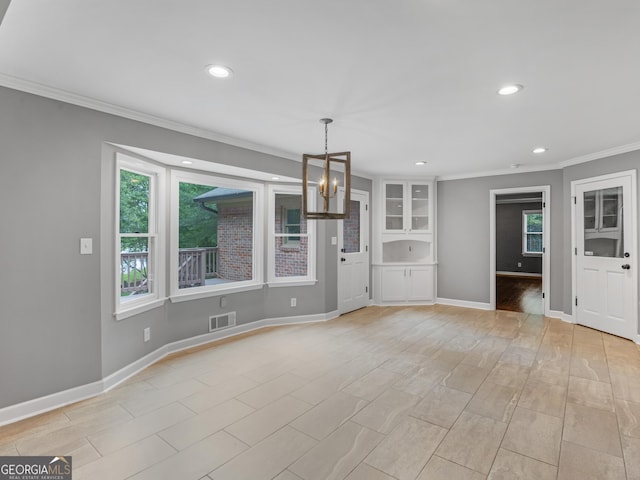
[[383, 181, 431, 233], [373, 178, 436, 304]]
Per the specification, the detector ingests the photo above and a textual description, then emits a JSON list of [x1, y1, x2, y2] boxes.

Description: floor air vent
[[209, 312, 236, 332]]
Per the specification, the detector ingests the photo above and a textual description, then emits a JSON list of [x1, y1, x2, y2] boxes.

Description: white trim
[[548, 310, 575, 324], [490, 186, 551, 316], [267, 280, 318, 288], [0, 380, 104, 428], [115, 154, 166, 318], [437, 163, 559, 182], [559, 142, 640, 168], [0, 310, 339, 427], [2, 74, 640, 182], [436, 297, 491, 310], [496, 271, 542, 278], [0, 73, 299, 163], [169, 283, 264, 303], [102, 345, 169, 393], [266, 184, 317, 285], [115, 298, 166, 321], [169, 170, 264, 299]]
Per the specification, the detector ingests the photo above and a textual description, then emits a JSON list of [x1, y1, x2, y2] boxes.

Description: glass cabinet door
[[385, 183, 405, 231], [410, 183, 429, 231]]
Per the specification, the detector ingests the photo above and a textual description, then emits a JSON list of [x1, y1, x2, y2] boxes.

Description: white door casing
[[572, 170, 638, 340], [338, 189, 370, 314]]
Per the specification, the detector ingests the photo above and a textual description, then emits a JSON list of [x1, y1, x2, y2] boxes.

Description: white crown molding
[[0, 73, 299, 162], [436, 163, 561, 182], [559, 141, 640, 168], [3, 73, 640, 179]]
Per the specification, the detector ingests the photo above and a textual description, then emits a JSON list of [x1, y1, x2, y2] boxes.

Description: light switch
[[80, 238, 93, 255], [331, 237, 337, 245]]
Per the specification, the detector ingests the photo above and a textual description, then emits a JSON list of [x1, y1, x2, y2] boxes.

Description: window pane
[[181, 183, 253, 288], [275, 236, 308, 277], [526, 213, 543, 233], [275, 194, 307, 234], [343, 200, 361, 254], [120, 170, 149, 234], [120, 237, 150, 299], [584, 186, 624, 258], [526, 233, 543, 253]]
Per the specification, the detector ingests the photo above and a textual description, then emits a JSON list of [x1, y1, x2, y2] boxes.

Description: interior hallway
[[1, 305, 638, 479]]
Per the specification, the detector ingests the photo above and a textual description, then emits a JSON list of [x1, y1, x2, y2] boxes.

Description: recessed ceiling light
[[181, 160, 193, 165], [532, 147, 547, 154], [497, 84, 523, 96], [206, 64, 233, 78], [415, 161, 427, 165], [272, 176, 280, 180], [510, 163, 521, 169]]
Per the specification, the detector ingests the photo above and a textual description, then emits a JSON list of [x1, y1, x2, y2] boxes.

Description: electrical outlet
[[290, 298, 297, 307], [517, 262, 522, 268], [143, 327, 150, 342]]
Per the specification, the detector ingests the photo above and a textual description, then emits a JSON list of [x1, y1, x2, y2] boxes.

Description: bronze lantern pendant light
[[302, 118, 351, 219]]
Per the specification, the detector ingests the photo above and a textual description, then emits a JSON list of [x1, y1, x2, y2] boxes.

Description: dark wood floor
[[496, 274, 543, 314]]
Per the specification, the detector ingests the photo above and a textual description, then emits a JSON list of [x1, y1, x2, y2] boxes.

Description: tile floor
[[2, 305, 640, 479]]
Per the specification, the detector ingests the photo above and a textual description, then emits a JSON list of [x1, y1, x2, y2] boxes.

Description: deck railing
[[121, 247, 219, 295]]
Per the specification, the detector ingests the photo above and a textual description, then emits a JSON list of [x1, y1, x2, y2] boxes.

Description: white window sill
[[115, 298, 167, 321], [267, 279, 318, 288], [170, 283, 264, 303]]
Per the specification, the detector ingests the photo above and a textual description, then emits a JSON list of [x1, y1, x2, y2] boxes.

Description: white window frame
[[115, 154, 166, 320], [267, 185, 317, 286], [522, 209, 543, 256], [170, 170, 264, 302]]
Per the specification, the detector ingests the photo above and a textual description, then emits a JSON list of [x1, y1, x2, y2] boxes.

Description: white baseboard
[[0, 311, 339, 427], [547, 310, 575, 323], [0, 380, 104, 428], [436, 297, 491, 310], [496, 271, 543, 278]]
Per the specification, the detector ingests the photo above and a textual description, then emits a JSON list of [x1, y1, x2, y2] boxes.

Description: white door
[[574, 171, 637, 340], [338, 189, 370, 314]]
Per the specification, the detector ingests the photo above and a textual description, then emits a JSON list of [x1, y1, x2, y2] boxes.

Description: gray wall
[[496, 201, 543, 274], [0, 86, 371, 409], [437, 170, 564, 310]]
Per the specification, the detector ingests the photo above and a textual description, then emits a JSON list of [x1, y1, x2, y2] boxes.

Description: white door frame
[[571, 169, 638, 340], [338, 188, 370, 314], [489, 185, 551, 315]]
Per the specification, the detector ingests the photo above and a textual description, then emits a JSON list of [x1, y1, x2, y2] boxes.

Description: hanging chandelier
[[302, 118, 351, 219]]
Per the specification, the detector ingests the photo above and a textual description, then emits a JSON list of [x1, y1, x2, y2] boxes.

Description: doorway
[[337, 189, 370, 314], [490, 186, 550, 316], [572, 170, 638, 340]]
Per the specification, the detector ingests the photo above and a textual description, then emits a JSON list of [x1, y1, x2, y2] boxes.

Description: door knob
[[622, 264, 631, 270], [625, 252, 630, 257], [341, 257, 346, 262]]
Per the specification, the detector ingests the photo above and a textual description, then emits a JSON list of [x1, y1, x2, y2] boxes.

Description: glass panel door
[[583, 186, 623, 258], [410, 183, 429, 231], [343, 199, 361, 253], [385, 183, 404, 231]]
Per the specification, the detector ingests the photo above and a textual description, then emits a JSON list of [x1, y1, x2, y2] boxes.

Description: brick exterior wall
[[217, 203, 253, 281]]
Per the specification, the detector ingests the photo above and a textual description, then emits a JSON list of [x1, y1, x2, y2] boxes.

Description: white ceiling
[[1, 0, 640, 179]]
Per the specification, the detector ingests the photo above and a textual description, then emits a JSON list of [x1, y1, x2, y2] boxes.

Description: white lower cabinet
[[378, 265, 434, 303]]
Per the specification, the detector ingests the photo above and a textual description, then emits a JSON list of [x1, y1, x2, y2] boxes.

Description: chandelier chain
[[324, 122, 328, 155]]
